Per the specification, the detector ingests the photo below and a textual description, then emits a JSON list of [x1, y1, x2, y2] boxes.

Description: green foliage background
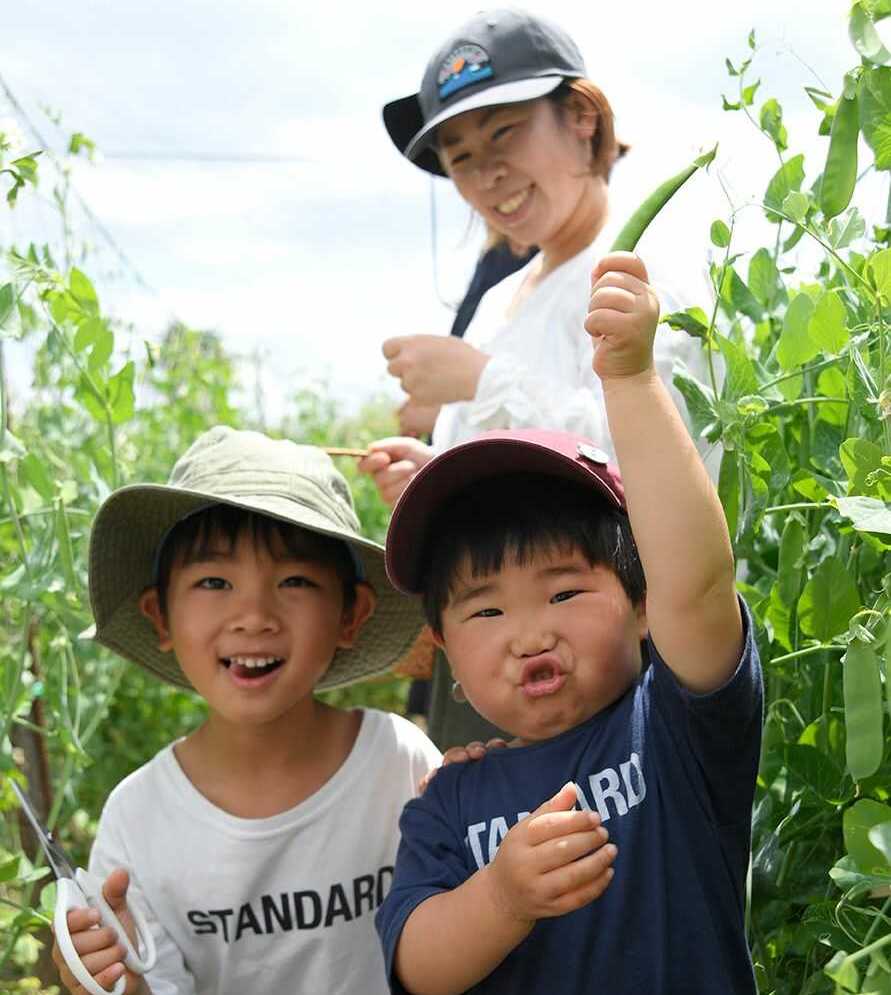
[[2, 6, 891, 993]]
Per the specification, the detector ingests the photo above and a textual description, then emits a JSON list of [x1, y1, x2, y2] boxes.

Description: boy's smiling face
[[435, 545, 648, 743], [140, 528, 374, 727]]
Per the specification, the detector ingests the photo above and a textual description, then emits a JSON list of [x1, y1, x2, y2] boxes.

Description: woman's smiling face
[[436, 97, 597, 251]]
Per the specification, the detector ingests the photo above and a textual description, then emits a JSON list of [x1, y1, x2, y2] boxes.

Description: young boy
[[375, 254, 762, 993], [52, 426, 441, 995]]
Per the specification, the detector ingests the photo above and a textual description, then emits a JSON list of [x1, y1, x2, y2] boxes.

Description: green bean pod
[[819, 86, 859, 219], [610, 145, 717, 253], [843, 637, 884, 781]]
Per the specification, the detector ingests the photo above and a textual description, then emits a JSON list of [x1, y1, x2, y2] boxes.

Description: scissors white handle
[[54, 870, 157, 995]]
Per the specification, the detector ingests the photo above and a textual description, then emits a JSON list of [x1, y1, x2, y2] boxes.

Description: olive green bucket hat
[[87, 426, 423, 692]]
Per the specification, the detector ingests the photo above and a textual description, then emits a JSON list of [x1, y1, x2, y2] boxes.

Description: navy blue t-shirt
[[377, 601, 762, 994]]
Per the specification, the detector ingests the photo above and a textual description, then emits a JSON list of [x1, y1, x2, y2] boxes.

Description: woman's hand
[[357, 437, 433, 507], [383, 335, 489, 406], [397, 398, 441, 437]]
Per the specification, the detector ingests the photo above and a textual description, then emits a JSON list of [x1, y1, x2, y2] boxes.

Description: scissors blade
[[10, 780, 77, 881]]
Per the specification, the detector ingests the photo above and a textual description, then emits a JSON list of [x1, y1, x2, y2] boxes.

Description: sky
[[0, 1, 878, 421]]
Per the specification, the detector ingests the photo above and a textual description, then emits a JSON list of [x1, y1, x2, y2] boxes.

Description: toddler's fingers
[[591, 251, 649, 284], [588, 286, 637, 314], [484, 737, 508, 750], [548, 865, 616, 917], [543, 842, 618, 902], [534, 826, 610, 874], [527, 806, 602, 845], [590, 269, 647, 297]]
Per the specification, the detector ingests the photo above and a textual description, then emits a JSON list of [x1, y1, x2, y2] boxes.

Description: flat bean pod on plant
[[843, 636, 884, 781], [819, 84, 859, 219], [610, 145, 718, 252]]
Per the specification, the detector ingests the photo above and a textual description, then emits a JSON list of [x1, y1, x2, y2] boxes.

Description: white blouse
[[431, 234, 709, 459]]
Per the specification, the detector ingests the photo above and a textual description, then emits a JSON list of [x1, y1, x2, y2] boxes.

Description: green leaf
[[869, 821, 891, 863], [777, 515, 807, 606], [837, 496, 891, 533], [860, 67, 891, 169], [0, 429, 25, 464], [710, 219, 731, 247], [759, 97, 789, 150], [748, 28, 756, 49], [20, 453, 55, 502], [748, 248, 782, 309], [717, 333, 759, 400], [719, 267, 763, 322], [798, 557, 862, 640], [764, 154, 805, 222], [0, 854, 21, 883], [824, 950, 860, 992], [850, 3, 891, 65], [721, 95, 741, 112], [776, 292, 818, 369], [0, 283, 13, 327], [808, 291, 849, 353], [782, 190, 810, 224], [867, 246, 891, 297], [840, 437, 885, 494], [107, 361, 135, 424], [673, 365, 719, 439], [725, 58, 739, 77], [73, 317, 104, 354], [830, 853, 891, 895], [844, 800, 891, 873], [785, 742, 848, 805], [742, 80, 760, 106], [87, 323, 114, 373], [69, 268, 98, 313], [828, 207, 866, 249], [718, 450, 740, 540], [661, 307, 711, 338]]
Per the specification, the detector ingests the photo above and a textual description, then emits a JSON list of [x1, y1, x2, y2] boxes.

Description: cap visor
[[385, 433, 624, 594], [404, 76, 565, 162]]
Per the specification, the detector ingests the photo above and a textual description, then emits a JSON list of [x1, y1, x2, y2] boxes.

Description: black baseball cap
[[385, 429, 625, 595], [383, 9, 586, 177]]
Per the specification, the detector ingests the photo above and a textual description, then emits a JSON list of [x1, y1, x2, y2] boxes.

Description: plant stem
[[760, 356, 841, 391], [769, 644, 845, 665], [863, 895, 891, 945], [764, 502, 829, 514], [766, 396, 847, 416]]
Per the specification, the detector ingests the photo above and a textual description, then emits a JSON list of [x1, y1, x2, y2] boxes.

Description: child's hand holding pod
[[584, 252, 660, 382]]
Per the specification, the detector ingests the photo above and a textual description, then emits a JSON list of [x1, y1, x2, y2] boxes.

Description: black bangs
[[155, 504, 357, 614], [420, 473, 645, 633]]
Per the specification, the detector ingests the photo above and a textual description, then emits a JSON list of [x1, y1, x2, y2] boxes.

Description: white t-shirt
[[89, 709, 441, 995], [432, 234, 710, 459]]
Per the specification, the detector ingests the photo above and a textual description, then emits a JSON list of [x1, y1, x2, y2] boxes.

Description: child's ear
[[634, 595, 649, 641], [338, 583, 377, 649], [138, 588, 174, 652], [429, 628, 445, 651]]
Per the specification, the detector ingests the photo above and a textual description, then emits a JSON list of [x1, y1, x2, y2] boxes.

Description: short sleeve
[[90, 801, 196, 995], [375, 774, 470, 990], [646, 596, 763, 829]]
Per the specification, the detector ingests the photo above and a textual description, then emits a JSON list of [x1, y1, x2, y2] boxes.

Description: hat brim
[[385, 431, 625, 595], [384, 76, 566, 177], [89, 484, 424, 692]]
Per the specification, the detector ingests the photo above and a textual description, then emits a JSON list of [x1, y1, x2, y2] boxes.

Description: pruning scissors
[[11, 781, 156, 995]]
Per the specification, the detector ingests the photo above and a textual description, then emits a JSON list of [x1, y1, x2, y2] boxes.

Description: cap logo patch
[[437, 44, 494, 100]]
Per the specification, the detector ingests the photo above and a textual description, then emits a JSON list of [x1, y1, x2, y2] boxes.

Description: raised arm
[[585, 252, 742, 693]]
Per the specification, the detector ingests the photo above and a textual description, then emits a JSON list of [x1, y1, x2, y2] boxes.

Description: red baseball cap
[[385, 429, 625, 595]]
